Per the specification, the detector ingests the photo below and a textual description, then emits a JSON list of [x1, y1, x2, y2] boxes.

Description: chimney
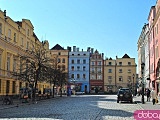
[[73, 46, 76, 52]]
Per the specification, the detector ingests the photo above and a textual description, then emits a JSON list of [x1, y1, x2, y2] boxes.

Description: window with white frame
[[71, 66, 74, 71], [83, 66, 86, 71], [97, 75, 102, 79], [91, 61, 95, 65], [71, 59, 74, 64], [77, 59, 80, 64], [91, 75, 95, 79], [91, 68, 95, 73], [83, 59, 86, 64], [77, 66, 80, 71], [77, 74, 80, 79], [83, 74, 86, 79], [98, 61, 101, 65], [97, 68, 101, 73], [71, 74, 74, 78], [128, 76, 131, 82]]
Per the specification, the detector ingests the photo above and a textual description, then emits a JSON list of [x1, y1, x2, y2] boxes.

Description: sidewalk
[[0, 95, 66, 110], [133, 95, 160, 110]]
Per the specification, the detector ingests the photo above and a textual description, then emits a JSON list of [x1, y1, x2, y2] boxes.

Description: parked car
[[117, 88, 133, 103]]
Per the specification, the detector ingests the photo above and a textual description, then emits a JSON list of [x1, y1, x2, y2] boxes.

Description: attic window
[[72, 54, 74, 56]]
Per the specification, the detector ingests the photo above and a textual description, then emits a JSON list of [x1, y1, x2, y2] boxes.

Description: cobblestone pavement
[[0, 95, 144, 120]]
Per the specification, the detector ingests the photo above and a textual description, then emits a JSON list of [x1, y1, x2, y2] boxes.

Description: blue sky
[[1, 0, 156, 62]]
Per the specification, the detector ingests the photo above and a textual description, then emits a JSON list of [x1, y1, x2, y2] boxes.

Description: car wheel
[[117, 100, 119, 103]]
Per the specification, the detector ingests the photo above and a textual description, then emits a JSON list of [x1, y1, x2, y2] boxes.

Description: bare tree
[[12, 42, 50, 102]]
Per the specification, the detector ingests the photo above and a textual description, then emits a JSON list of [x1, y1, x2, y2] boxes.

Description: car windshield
[[119, 89, 130, 94]]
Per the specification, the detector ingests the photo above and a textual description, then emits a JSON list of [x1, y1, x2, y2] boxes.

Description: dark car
[[117, 88, 133, 103]]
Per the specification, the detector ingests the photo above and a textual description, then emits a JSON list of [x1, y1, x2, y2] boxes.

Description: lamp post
[[132, 74, 135, 95], [141, 62, 145, 104]]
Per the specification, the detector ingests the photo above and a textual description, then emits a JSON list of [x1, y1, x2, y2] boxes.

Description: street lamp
[[132, 74, 135, 95], [141, 62, 145, 104]]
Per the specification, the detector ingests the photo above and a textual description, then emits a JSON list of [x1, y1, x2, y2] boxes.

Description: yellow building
[[50, 44, 69, 94], [0, 10, 50, 97], [104, 54, 137, 93]]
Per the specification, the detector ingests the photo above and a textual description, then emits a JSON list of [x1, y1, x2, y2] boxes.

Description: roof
[[122, 54, 130, 58], [51, 44, 64, 50]]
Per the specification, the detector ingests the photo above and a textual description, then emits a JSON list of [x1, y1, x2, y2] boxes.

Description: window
[[128, 69, 131, 73], [128, 76, 131, 82], [71, 66, 74, 71], [62, 65, 65, 71], [108, 69, 112, 73], [77, 74, 80, 79], [83, 59, 86, 64], [58, 58, 61, 63], [83, 74, 86, 79], [58, 52, 61, 55], [83, 54, 86, 56], [77, 66, 80, 71], [27, 29, 29, 36], [19, 82, 22, 89], [8, 29, 11, 40], [91, 75, 95, 79], [119, 69, 122, 73], [108, 76, 112, 81], [119, 62, 122, 65], [0, 23, 2, 35], [7, 56, 10, 71], [91, 61, 95, 65], [119, 76, 123, 81], [83, 66, 86, 71], [97, 68, 101, 73], [26, 41, 29, 50], [97, 75, 102, 79], [71, 74, 74, 78], [109, 62, 112, 65], [14, 33, 16, 42], [6, 80, 10, 94], [77, 59, 80, 64], [78, 54, 80, 56], [91, 68, 95, 73], [72, 54, 74, 56], [98, 61, 101, 65], [128, 62, 131, 65], [71, 60, 74, 64], [12, 81, 16, 93], [62, 58, 65, 63], [21, 37, 23, 46], [13, 58, 16, 72], [58, 65, 61, 70]]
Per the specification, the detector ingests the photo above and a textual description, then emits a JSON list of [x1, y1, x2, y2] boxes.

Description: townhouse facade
[[50, 44, 69, 94], [90, 49, 104, 93], [0, 10, 50, 97], [137, 23, 150, 89], [104, 54, 137, 93], [68, 46, 90, 93]]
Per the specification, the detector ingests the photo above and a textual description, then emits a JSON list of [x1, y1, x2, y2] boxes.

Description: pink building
[[148, 0, 160, 95]]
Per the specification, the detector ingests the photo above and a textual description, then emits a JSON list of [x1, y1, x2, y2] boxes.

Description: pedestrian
[[151, 88, 157, 105], [146, 88, 151, 102]]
